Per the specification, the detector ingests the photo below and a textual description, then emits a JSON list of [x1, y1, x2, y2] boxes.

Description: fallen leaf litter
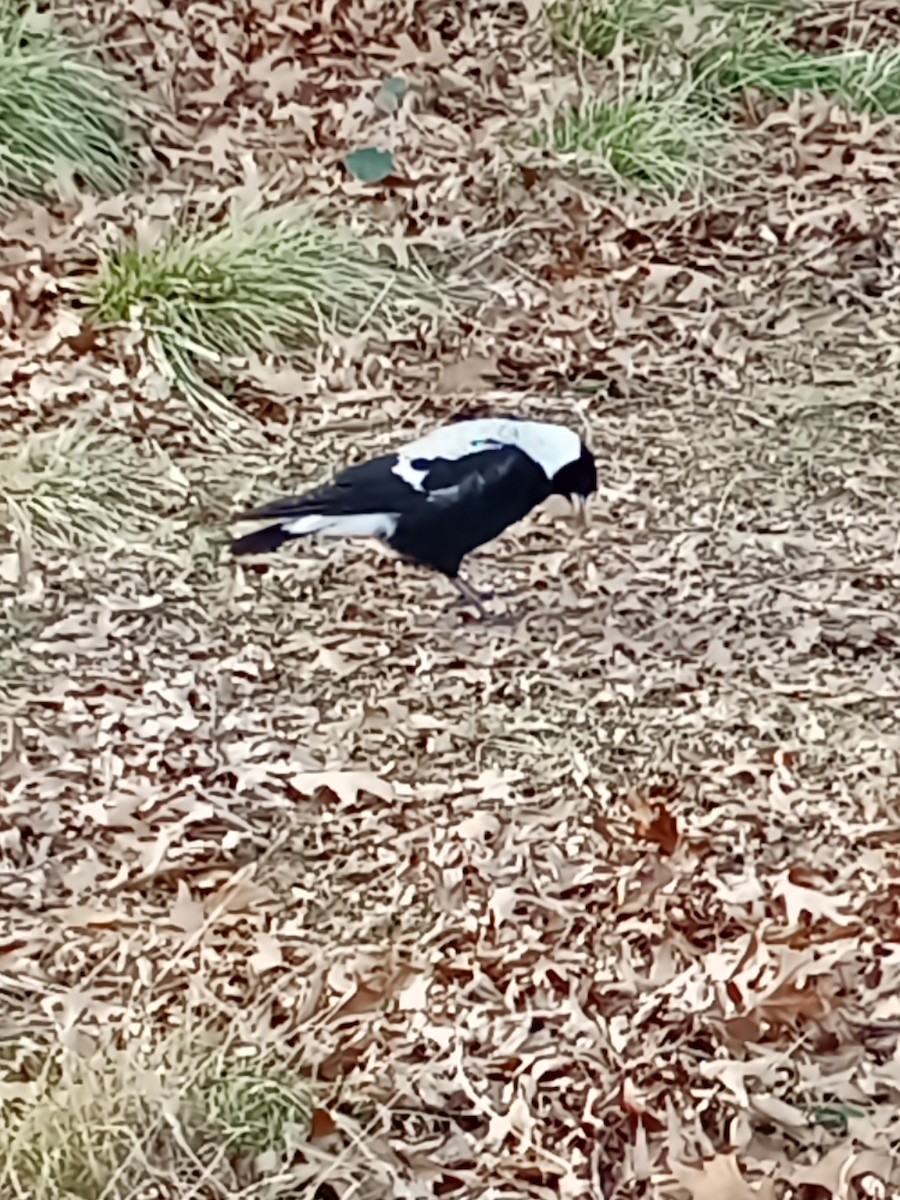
[[3, 0, 900, 1197]]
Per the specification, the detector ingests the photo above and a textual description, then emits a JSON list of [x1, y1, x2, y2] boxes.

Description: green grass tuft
[[0, 1029, 321, 1199], [710, 0, 801, 12], [82, 201, 456, 422], [545, 0, 664, 60], [534, 86, 728, 195], [192, 1055, 315, 1154], [0, 0, 139, 211], [701, 36, 900, 115]]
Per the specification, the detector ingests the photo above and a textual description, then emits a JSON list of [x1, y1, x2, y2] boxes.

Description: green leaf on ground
[[344, 147, 394, 182], [376, 75, 409, 112]]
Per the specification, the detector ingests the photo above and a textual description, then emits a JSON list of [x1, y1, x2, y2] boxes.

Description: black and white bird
[[230, 416, 597, 618]]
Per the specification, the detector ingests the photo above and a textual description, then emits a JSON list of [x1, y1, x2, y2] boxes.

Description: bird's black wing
[[389, 445, 552, 576], [234, 454, 428, 522]]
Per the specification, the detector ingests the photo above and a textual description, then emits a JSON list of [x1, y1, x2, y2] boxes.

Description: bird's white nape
[[394, 418, 581, 488], [505, 420, 583, 477], [282, 512, 399, 538]]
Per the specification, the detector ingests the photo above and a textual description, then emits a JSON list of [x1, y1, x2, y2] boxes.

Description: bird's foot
[[479, 610, 521, 627], [449, 588, 494, 608], [453, 604, 521, 627], [449, 577, 520, 625]]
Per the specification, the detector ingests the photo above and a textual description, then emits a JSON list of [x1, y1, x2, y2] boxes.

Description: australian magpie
[[230, 416, 597, 618]]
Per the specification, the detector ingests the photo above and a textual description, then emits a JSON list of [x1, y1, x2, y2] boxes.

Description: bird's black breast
[[388, 445, 552, 577]]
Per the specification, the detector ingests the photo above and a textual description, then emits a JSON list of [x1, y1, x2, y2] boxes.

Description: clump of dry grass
[[0, 0, 139, 211], [0, 1026, 320, 1199], [81, 200, 458, 423], [0, 1041, 157, 1199], [0, 423, 190, 550]]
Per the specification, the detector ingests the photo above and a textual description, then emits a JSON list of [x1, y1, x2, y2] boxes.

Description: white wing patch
[[283, 513, 399, 538], [393, 418, 580, 490], [393, 458, 430, 491]]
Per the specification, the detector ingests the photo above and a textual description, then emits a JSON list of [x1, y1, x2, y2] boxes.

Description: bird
[[229, 416, 597, 619]]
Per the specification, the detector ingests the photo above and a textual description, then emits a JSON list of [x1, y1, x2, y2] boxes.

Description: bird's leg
[[450, 575, 492, 620], [450, 575, 520, 625]]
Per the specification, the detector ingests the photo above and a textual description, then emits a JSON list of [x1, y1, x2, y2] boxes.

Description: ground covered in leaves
[[3, 1, 900, 1197]]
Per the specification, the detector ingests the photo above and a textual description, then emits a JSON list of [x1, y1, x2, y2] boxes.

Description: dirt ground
[[4, 1, 900, 1197]]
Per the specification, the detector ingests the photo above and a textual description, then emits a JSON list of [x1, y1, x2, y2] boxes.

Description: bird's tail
[[235, 494, 322, 522], [230, 524, 297, 556], [230, 493, 326, 557], [230, 491, 398, 557]]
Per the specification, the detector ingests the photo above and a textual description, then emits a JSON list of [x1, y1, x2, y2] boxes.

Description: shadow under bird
[[230, 416, 597, 619]]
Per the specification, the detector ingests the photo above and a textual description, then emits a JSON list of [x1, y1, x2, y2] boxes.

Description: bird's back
[[388, 444, 552, 577]]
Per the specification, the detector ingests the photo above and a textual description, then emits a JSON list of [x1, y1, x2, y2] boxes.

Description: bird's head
[[551, 441, 597, 502]]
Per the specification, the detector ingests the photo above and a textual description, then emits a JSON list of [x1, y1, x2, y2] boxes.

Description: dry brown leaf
[[55, 905, 130, 929], [753, 979, 831, 1033], [247, 932, 283, 974], [289, 769, 394, 806], [436, 353, 500, 394], [336, 982, 385, 1017], [635, 804, 679, 856], [310, 1107, 338, 1141], [670, 1154, 777, 1200], [771, 872, 856, 928], [787, 1145, 896, 1192], [168, 883, 205, 934]]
